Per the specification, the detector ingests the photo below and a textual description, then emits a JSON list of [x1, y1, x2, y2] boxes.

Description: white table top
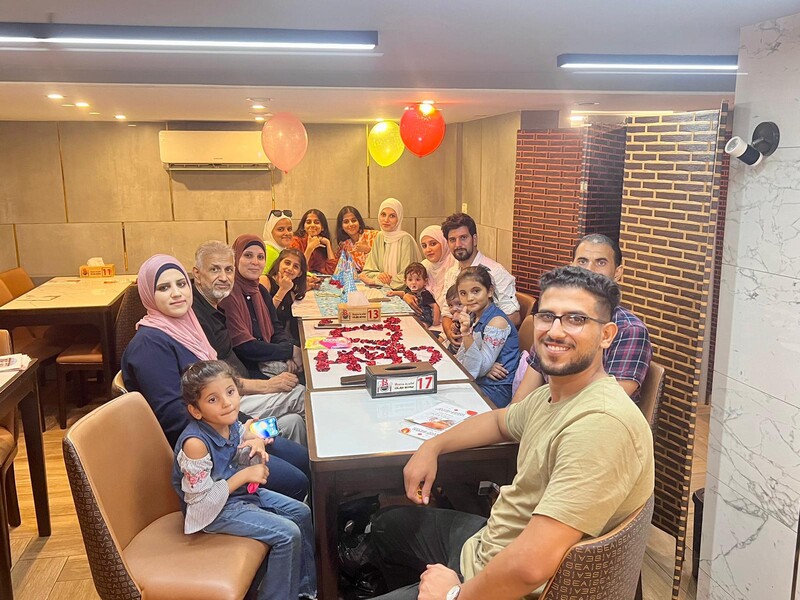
[[310, 383, 491, 459], [0, 275, 136, 311], [301, 315, 469, 390], [292, 282, 413, 319]]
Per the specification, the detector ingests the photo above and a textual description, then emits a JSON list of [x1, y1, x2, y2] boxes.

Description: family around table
[[118, 195, 654, 600]]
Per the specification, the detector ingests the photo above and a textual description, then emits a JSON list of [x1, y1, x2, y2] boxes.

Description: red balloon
[[399, 104, 446, 158], [261, 112, 308, 173]]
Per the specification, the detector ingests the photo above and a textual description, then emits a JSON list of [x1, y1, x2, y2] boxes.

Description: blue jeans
[[204, 490, 317, 599], [265, 435, 310, 500]]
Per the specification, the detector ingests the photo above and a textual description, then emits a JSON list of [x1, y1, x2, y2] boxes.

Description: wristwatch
[[446, 585, 461, 600]]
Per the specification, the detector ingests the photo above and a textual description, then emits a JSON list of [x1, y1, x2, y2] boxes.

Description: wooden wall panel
[[370, 127, 457, 219], [59, 122, 172, 222], [461, 120, 482, 217], [125, 220, 226, 274], [172, 171, 273, 221], [16, 223, 124, 277], [480, 112, 520, 232], [0, 225, 18, 271], [271, 124, 368, 219], [0, 122, 66, 224]]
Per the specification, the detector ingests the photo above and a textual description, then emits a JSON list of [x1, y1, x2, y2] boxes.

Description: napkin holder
[[365, 362, 437, 398]]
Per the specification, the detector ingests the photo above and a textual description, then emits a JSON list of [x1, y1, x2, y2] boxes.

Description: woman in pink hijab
[[121, 254, 216, 447]]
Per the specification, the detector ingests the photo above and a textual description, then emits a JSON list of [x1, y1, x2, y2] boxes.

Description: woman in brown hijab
[[219, 234, 303, 379]]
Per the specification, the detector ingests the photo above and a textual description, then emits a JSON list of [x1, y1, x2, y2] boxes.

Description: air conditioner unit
[[158, 130, 270, 171]]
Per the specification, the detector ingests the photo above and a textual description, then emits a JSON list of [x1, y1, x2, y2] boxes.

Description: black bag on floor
[[337, 495, 387, 599]]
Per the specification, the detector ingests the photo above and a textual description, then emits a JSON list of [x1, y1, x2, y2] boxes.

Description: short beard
[[200, 284, 230, 302], [539, 352, 594, 377], [453, 248, 472, 261]]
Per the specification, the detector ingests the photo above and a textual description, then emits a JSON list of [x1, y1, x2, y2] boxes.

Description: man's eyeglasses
[[270, 209, 293, 219], [533, 312, 608, 333]]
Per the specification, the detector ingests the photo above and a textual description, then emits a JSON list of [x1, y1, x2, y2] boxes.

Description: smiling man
[[370, 266, 654, 600], [190, 240, 307, 445], [438, 213, 521, 348], [511, 233, 652, 403]]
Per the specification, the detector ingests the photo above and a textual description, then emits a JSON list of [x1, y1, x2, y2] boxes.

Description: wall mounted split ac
[[158, 130, 270, 171]]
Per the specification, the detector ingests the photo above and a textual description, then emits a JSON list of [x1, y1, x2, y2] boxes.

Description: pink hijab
[[136, 254, 217, 361]]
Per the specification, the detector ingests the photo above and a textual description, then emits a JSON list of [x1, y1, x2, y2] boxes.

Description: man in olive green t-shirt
[[372, 266, 654, 600]]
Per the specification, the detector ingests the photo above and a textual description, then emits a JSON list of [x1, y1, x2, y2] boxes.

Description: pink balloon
[[261, 113, 309, 173]]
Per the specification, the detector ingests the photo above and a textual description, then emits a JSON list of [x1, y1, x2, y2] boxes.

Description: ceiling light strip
[[557, 53, 737, 72]]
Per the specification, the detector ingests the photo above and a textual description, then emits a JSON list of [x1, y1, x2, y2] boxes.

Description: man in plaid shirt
[[510, 233, 652, 403]]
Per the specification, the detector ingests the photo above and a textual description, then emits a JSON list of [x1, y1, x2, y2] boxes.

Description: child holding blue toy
[[173, 360, 317, 600]]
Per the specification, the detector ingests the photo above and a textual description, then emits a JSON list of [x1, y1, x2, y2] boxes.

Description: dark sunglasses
[[270, 209, 293, 218]]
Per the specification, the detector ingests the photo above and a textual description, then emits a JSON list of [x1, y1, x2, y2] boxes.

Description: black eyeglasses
[[533, 312, 608, 333], [270, 209, 293, 218]]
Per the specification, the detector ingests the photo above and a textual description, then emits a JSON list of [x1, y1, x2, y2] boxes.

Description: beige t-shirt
[[460, 376, 654, 589]]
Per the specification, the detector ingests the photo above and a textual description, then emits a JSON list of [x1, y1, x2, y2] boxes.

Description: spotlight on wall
[[724, 121, 780, 166]]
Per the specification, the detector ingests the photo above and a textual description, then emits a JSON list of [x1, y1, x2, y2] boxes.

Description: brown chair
[[518, 314, 535, 354], [63, 392, 268, 599], [1, 329, 22, 589], [539, 496, 655, 600], [638, 361, 665, 433], [516, 291, 536, 325], [56, 284, 146, 428], [0, 267, 35, 299]]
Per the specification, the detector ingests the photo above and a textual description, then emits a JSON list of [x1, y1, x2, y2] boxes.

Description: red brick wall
[[512, 130, 583, 295], [580, 124, 627, 242], [619, 104, 730, 598]]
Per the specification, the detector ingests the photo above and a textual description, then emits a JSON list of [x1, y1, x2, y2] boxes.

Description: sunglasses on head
[[270, 209, 293, 219]]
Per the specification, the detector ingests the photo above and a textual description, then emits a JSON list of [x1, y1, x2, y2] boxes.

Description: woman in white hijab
[[418, 225, 456, 300], [261, 209, 294, 273], [360, 198, 422, 290]]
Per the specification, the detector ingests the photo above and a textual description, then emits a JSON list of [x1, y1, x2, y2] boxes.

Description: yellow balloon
[[368, 121, 405, 167]]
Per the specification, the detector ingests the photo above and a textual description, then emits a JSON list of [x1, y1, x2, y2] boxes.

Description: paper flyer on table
[[0, 353, 32, 372], [399, 402, 479, 439]]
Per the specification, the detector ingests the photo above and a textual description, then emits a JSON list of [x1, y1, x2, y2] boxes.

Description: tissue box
[[338, 303, 381, 323], [79, 264, 116, 278], [365, 362, 437, 398]]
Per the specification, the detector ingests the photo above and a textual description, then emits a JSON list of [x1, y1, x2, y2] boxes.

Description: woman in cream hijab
[[261, 209, 294, 273], [360, 198, 422, 290], [418, 225, 455, 300]]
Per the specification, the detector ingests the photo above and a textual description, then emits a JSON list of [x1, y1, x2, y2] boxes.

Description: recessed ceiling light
[[570, 115, 587, 121], [115, 114, 126, 120], [61, 103, 75, 107], [576, 102, 600, 106], [251, 104, 265, 110], [47, 93, 64, 100], [421, 100, 435, 105], [557, 53, 738, 71], [75, 101, 90, 107], [128, 124, 137, 127], [254, 116, 265, 122], [88, 111, 100, 115], [247, 97, 274, 103], [264, 113, 273, 117]]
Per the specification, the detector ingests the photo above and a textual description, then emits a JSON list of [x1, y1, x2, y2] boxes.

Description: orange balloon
[[261, 112, 308, 173]]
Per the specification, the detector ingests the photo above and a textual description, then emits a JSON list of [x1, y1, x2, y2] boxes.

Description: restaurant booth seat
[[64, 392, 268, 600], [539, 496, 654, 600], [111, 371, 127, 398], [0, 329, 22, 584], [638, 360, 665, 433], [518, 314, 535, 355], [55, 284, 146, 428]]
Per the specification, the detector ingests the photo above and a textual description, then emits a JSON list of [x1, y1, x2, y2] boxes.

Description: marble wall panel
[[721, 148, 800, 279], [172, 171, 273, 221], [700, 476, 797, 599], [271, 124, 368, 219], [479, 112, 520, 232], [0, 225, 17, 272], [713, 264, 800, 404], [737, 15, 800, 148], [707, 374, 800, 530], [15, 223, 124, 277], [125, 221, 226, 274], [697, 570, 736, 600], [60, 122, 173, 223], [0, 122, 66, 224], [369, 127, 457, 218]]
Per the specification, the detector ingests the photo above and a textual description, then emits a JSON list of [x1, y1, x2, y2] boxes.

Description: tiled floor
[[8, 381, 710, 599]]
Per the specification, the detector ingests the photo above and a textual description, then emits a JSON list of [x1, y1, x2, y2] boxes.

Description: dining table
[[0, 276, 136, 395]]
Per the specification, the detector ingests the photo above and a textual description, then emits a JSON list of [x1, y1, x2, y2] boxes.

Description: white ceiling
[[1, 0, 798, 123]]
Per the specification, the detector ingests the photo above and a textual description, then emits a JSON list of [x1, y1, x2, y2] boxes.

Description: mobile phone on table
[[250, 416, 280, 439]]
